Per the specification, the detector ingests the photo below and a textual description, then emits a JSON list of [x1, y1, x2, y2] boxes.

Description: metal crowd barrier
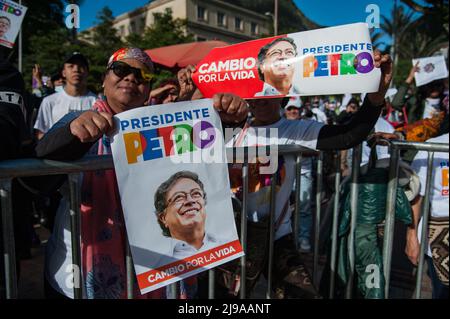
[[382, 140, 449, 299], [1, 141, 448, 299]]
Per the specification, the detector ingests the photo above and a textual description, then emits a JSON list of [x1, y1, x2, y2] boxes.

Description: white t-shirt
[[227, 117, 324, 240], [254, 82, 300, 97], [412, 133, 449, 218], [311, 108, 328, 123], [411, 133, 449, 256], [361, 117, 395, 166], [34, 89, 96, 133]]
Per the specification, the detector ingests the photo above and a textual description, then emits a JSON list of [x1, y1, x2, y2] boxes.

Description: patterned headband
[[107, 47, 154, 71]]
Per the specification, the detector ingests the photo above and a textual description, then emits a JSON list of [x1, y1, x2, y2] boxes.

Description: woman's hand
[[69, 111, 114, 143], [367, 50, 393, 106], [212, 93, 248, 125]]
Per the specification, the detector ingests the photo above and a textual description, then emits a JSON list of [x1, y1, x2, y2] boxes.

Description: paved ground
[[16, 223, 431, 299]]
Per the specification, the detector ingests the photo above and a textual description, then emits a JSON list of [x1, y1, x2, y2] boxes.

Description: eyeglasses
[[107, 61, 154, 84], [166, 189, 205, 207], [266, 48, 296, 59]]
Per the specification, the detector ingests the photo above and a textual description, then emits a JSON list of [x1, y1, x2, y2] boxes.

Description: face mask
[[54, 85, 64, 93], [426, 97, 441, 109]]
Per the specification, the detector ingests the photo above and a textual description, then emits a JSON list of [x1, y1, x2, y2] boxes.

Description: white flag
[[412, 55, 448, 87]]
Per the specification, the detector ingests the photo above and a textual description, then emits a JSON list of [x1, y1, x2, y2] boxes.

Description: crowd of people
[[0, 44, 448, 300]]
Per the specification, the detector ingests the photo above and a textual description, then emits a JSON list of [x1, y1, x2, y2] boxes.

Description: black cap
[[63, 52, 89, 69]]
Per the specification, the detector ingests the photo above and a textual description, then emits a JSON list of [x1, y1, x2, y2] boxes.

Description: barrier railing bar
[[345, 144, 362, 298], [239, 160, 248, 299], [125, 239, 134, 299], [313, 152, 323, 287], [329, 152, 341, 299], [168, 282, 178, 299], [68, 173, 82, 299], [266, 171, 278, 299], [0, 178, 17, 299], [293, 154, 303, 250], [415, 152, 435, 299], [208, 269, 215, 299], [382, 145, 401, 298], [388, 140, 449, 152]]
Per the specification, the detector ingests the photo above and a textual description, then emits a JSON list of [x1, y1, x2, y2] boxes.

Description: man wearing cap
[[284, 96, 302, 120], [33, 52, 96, 139]]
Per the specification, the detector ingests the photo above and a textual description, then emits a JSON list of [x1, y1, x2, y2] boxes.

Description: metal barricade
[[2, 140, 446, 299], [382, 140, 449, 299]]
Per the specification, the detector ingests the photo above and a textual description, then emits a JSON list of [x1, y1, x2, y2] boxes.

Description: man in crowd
[[33, 52, 96, 139], [284, 96, 301, 120]]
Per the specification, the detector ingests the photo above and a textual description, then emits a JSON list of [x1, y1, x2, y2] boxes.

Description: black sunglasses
[[107, 61, 154, 84]]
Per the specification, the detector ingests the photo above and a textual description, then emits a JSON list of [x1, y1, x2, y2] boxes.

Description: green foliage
[[125, 8, 194, 49], [125, 8, 194, 84]]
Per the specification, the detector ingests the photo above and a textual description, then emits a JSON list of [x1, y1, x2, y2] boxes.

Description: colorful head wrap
[[107, 47, 154, 71]]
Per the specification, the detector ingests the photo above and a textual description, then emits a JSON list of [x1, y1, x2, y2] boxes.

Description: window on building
[[129, 21, 136, 34], [251, 22, 258, 35], [197, 6, 207, 21], [140, 17, 146, 31], [235, 17, 243, 31], [217, 12, 226, 27]]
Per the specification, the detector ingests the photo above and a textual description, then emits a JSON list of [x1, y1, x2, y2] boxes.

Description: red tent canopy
[[145, 40, 228, 69]]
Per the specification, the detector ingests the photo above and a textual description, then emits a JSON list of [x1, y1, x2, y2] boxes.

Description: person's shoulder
[[38, 92, 63, 110], [41, 91, 63, 104]]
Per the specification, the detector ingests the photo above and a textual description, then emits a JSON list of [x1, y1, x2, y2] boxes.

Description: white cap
[[286, 96, 302, 108]]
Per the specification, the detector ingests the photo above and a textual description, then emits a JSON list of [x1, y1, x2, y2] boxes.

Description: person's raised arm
[[316, 51, 393, 150], [391, 62, 419, 110]]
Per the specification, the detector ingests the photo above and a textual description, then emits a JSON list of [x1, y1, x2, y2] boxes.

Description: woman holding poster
[[35, 47, 248, 299]]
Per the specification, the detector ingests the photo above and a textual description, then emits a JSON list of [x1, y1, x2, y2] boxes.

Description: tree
[[125, 8, 194, 49], [373, 2, 449, 86], [91, 7, 123, 55]]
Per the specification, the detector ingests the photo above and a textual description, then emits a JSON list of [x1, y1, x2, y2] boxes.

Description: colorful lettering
[[123, 121, 217, 164]]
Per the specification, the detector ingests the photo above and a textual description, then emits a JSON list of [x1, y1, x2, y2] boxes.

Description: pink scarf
[[80, 99, 164, 299]]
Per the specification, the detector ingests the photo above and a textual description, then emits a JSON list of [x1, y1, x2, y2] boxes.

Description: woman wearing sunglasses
[[35, 47, 248, 299]]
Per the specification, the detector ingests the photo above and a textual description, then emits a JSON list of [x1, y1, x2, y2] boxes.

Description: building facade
[[112, 0, 271, 44]]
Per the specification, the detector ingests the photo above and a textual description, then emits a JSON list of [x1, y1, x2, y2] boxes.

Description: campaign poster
[[0, 0, 27, 49], [412, 55, 449, 87], [110, 99, 244, 294], [192, 23, 381, 99]]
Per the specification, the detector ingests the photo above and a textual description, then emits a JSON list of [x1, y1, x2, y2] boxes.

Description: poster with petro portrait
[[110, 99, 243, 294]]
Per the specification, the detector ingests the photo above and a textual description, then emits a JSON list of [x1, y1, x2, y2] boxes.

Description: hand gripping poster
[[192, 23, 381, 98], [0, 0, 27, 49], [110, 99, 243, 294]]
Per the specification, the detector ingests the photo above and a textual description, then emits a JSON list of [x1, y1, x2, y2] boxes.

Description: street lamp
[[265, 0, 278, 36]]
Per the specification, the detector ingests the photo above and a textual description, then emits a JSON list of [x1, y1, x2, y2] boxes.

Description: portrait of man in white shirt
[[154, 171, 221, 260], [255, 37, 300, 97]]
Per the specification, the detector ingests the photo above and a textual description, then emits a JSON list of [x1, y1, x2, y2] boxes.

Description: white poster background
[[413, 55, 449, 87], [291, 23, 381, 95], [0, 0, 27, 49], [110, 99, 243, 294]]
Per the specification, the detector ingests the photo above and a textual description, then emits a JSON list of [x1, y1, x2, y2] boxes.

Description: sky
[[76, 0, 424, 47]]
